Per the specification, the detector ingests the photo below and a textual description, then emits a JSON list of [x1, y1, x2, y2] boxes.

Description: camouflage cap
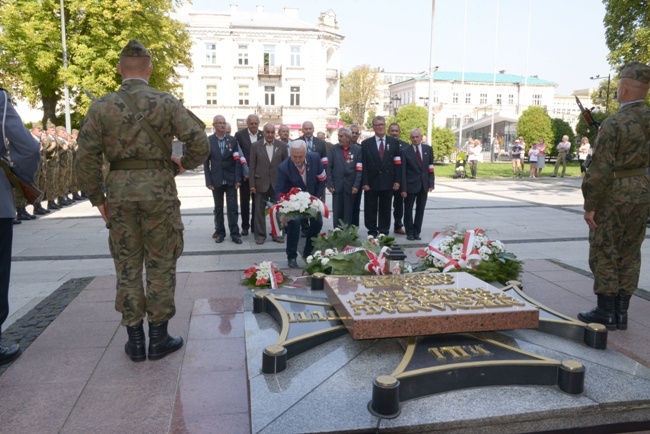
[[55, 126, 66, 132], [120, 40, 151, 58], [619, 62, 650, 84], [46, 121, 55, 129]]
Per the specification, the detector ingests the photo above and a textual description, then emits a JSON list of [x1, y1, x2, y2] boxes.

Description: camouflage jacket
[[582, 101, 650, 211], [76, 80, 209, 206]]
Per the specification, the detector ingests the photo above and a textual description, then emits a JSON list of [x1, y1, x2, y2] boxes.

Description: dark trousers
[[332, 191, 355, 229], [286, 215, 322, 260], [239, 178, 254, 232], [364, 189, 393, 236], [351, 189, 362, 227], [404, 189, 428, 237], [212, 185, 240, 238], [253, 187, 274, 240], [0, 218, 14, 336], [392, 190, 404, 229]]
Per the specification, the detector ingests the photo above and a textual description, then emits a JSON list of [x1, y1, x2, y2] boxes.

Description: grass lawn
[[434, 161, 583, 179]]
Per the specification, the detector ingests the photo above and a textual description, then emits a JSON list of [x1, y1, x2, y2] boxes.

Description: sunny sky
[[188, 0, 613, 94]]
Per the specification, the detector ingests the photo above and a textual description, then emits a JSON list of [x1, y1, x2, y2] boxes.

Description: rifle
[[575, 96, 600, 130], [0, 157, 43, 205]]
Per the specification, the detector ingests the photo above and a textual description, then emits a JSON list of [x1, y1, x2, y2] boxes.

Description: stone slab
[[324, 272, 539, 339]]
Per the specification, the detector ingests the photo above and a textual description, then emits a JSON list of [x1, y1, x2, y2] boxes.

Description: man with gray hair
[[276, 140, 326, 268], [326, 127, 362, 228]]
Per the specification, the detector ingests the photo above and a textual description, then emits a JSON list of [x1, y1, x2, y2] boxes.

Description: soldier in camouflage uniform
[[76, 40, 209, 362], [44, 122, 60, 210], [579, 61, 650, 330], [30, 122, 50, 215], [69, 129, 83, 200], [55, 126, 72, 206]]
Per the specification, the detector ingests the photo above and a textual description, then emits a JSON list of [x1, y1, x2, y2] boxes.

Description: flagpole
[[426, 0, 436, 145], [60, 0, 71, 132]]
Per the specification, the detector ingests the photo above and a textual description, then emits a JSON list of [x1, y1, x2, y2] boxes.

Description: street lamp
[[390, 96, 401, 116], [419, 96, 429, 106], [589, 74, 611, 114]]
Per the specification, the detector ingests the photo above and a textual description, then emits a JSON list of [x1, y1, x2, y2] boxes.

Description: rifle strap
[[0, 158, 21, 191], [116, 90, 172, 170]]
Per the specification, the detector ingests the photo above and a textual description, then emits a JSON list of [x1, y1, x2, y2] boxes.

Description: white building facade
[[175, 5, 344, 136]]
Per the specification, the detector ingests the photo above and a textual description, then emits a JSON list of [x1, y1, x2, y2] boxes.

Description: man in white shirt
[[552, 135, 571, 177], [467, 139, 483, 179]]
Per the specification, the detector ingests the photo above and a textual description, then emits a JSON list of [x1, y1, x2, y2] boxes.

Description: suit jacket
[[276, 152, 326, 200], [203, 134, 242, 187], [249, 138, 288, 193], [401, 144, 435, 194], [361, 135, 402, 191], [298, 135, 328, 164], [234, 128, 262, 177], [326, 144, 362, 193]]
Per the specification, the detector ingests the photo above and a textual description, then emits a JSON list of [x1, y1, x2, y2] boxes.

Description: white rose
[[325, 249, 334, 256], [306, 255, 313, 263], [321, 258, 330, 265]]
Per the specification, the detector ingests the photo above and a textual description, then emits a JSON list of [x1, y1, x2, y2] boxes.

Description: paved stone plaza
[[1, 173, 648, 432]]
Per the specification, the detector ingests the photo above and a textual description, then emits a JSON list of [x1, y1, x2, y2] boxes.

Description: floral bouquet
[[241, 261, 288, 289], [415, 228, 522, 284], [269, 187, 329, 237]]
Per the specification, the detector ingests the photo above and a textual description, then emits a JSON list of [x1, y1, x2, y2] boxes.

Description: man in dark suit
[[234, 114, 262, 236], [204, 115, 242, 244], [249, 123, 288, 245], [326, 127, 362, 228], [298, 121, 328, 236], [361, 116, 401, 236], [276, 140, 326, 268], [401, 128, 435, 241], [350, 123, 363, 227], [388, 122, 409, 235]]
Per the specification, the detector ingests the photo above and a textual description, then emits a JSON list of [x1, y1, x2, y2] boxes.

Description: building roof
[[410, 71, 556, 86], [230, 11, 318, 31]]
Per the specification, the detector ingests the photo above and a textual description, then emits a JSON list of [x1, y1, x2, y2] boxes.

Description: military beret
[[619, 61, 650, 84], [55, 126, 66, 132], [46, 121, 55, 129], [120, 40, 151, 58], [33, 121, 43, 129], [71, 129, 79, 134]]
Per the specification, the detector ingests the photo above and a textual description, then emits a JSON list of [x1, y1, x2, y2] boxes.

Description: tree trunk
[[40, 88, 59, 126]]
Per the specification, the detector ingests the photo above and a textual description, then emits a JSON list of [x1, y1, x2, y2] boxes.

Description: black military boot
[[48, 200, 61, 210], [16, 207, 33, 221], [58, 196, 70, 206], [0, 342, 21, 366], [73, 192, 83, 200], [34, 203, 49, 215], [578, 295, 616, 330], [124, 322, 146, 362], [615, 294, 632, 331], [148, 321, 183, 361]]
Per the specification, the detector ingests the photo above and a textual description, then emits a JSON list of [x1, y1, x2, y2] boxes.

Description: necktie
[[379, 138, 384, 160], [308, 138, 312, 152], [416, 145, 422, 166]]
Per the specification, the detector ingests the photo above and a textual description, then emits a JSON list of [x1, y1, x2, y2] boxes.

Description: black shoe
[[58, 197, 70, 206], [17, 208, 33, 221], [406, 235, 415, 241], [148, 321, 183, 361], [0, 343, 21, 366], [551, 175, 557, 178], [288, 258, 300, 269], [12, 219, 21, 225], [73, 192, 84, 201], [215, 235, 225, 243], [232, 237, 242, 244], [34, 204, 48, 215], [124, 322, 146, 362], [415, 236, 422, 240], [578, 295, 616, 330], [241, 228, 249, 236], [615, 294, 632, 330], [48, 200, 61, 210]]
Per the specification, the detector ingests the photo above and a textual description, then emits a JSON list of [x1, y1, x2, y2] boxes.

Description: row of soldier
[[205, 113, 435, 258], [14, 122, 87, 223]]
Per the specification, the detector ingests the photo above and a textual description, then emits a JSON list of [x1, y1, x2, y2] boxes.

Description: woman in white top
[[528, 143, 539, 178], [578, 137, 591, 177], [536, 138, 547, 177], [467, 139, 483, 179]]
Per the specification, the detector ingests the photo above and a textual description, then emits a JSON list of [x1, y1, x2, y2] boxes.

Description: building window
[[384, 75, 392, 84], [290, 86, 300, 106], [465, 93, 471, 104], [205, 44, 217, 65], [432, 90, 439, 103], [508, 94, 514, 105], [532, 94, 542, 106], [263, 45, 275, 66], [238, 45, 248, 65], [238, 85, 249, 106], [206, 84, 217, 105], [265, 86, 275, 105], [496, 94, 502, 105], [480, 93, 487, 104], [290, 46, 301, 67], [395, 75, 404, 83], [452, 92, 458, 104]]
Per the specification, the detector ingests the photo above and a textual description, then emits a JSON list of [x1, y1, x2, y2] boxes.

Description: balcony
[[326, 68, 338, 81], [258, 65, 282, 77], [257, 106, 283, 119]]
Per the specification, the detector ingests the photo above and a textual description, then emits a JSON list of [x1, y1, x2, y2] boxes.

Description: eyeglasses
[[373, 123, 386, 127]]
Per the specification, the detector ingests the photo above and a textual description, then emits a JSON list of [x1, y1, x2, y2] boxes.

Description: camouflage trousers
[[588, 203, 650, 297], [35, 157, 46, 201], [12, 187, 26, 208], [45, 161, 59, 201], [107, 198, 184, 327], [58, 156, 71, 197]]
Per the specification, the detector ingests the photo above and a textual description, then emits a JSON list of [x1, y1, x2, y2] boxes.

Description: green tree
[[576, 110, 608, 145], [340, 112, 354, 126], [392, 104, 428, 142], [589, 77, 620, 115], [603, 0, 650, 68], [516, 106, 553, 154], [365, 108, 376, 130], [551, 118, 576, 156], [430, 127, 456, 161], [0, 0, 192, 125], [340, 65, 380, 125]]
